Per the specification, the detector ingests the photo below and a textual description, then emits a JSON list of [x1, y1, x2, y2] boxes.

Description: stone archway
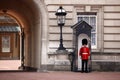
[[34, 0, 49, 71], [0, 0, 48, 71]]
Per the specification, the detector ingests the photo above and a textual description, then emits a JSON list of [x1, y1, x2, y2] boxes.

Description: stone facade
[[0, 0, 120, 71], [44, 0, 120, 71]]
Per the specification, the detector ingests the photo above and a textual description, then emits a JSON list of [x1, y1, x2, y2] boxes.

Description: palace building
[[0, 0, 120, 71]]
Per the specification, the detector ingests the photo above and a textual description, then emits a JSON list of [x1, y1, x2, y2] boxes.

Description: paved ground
[[0, 71, 120, 80]]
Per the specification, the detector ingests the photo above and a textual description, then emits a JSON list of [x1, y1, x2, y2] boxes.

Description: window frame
[[0, 33, 13, 59], [2, 35, 11, 53], [77, 14, 97, 49]]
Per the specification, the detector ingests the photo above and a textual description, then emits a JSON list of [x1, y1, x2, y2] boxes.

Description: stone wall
[[44, 0, 120, 71], [92, 53, 120, 71]]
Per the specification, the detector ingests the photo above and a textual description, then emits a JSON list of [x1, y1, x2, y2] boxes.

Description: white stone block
[[104, 13, 120, 19], [104, 27, 120, 34], [45, 0, 120, 5], [49, 34, 72, 40], [85, 6, 91, 12], [104, 20, 120, 26], [104, 42, 120, 48], [54, 60, 70, 65], [49, 41, 72, 48], [104, 49, 120, 53], [104, 34, 120, 41], [104, 6, 120, 12], [49, 27, 73, 33]]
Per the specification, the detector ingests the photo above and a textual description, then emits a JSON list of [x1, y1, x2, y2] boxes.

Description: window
[[2, 36, 10, 52], [77, 13, 97, 49]]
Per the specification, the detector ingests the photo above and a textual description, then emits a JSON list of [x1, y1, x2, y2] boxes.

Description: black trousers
[[82, 60, 88, 72]]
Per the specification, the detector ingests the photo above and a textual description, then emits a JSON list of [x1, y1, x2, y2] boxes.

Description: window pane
[[91, 33, 96, 46], [90, 17, 96, 25], [77, 14, 97, 48], [83, 17, 89, 23], [78, 17, 83, 22], [2, 36, 10, 52], [90, 17, 96, 33], [91, 25, 96, 32]]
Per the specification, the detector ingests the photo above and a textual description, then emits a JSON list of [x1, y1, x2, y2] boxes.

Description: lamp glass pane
[[57, 16, 65, 24]]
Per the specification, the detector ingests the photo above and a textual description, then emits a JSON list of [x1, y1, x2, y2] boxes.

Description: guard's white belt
[[82, 53, 88, 54]]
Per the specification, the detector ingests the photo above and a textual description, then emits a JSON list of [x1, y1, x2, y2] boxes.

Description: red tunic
[[79, 46, 90, 60]]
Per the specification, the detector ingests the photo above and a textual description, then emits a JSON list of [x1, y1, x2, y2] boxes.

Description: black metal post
[[58, 25, 66, 50], [21, 30, 25, 70]]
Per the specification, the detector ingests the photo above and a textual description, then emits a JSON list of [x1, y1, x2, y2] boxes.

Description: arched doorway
[[0, 0, 48, 71], [0, 14, 21, 70]]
